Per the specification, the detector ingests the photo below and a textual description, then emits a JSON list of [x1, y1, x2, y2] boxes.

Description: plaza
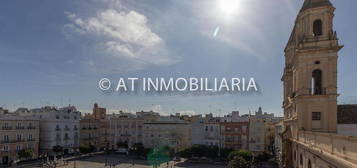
[[18, 154, 226, 168]]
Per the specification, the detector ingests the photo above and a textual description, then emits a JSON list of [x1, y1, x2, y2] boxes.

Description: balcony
[[64, 128, 70, 131], [1, 140, 10, 144], [2, 127, 12, 130], [308, 88, 326, 96], [16, 126, 25, 130], [1, 139, 26, 144], [27, 126, 36, 129], [297, 131, 357, 166], [55, 128, 61, 131]]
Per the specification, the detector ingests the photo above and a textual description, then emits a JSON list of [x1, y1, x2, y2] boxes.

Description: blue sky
[[0, 0, 356, 116]]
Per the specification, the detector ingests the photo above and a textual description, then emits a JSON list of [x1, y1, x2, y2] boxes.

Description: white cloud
[[65, 9, 177, 70]]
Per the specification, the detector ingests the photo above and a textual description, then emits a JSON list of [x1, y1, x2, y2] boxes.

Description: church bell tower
[[282, 0, 343, 137]]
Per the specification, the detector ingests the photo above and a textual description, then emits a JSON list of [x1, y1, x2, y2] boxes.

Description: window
[[3, 135, 9, 142], [3, 145, 9, 151], [16, 145, 21, 151], [308, 159, 312, 168], [312, 69, 323, 95], [17, 134, 22, 141], [300, 154, 303, 165], [312, 112, 321, 121], [313, 19, 323, 36]]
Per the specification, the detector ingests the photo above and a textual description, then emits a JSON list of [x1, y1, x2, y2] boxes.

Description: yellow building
[[80, 103, 112, 151], [281, 0, 357, 167]]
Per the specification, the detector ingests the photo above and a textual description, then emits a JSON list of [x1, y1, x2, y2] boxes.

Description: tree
[[220, 148, 234, 159], [228, 156, 249, 168], [18, 149, 33, 160], [228, 150, 253, 162], [131, 143, 145, 157], [52, 145, 63, 155], [254, 152, 273, 163], [79, 144, 93, 154]]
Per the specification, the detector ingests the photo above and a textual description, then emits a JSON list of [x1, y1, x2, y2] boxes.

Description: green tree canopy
[[228, 150, 253, 162], [18, 149, 33, 160]]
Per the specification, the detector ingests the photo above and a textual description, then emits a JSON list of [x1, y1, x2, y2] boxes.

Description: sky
[[0, 0, 356, 116]]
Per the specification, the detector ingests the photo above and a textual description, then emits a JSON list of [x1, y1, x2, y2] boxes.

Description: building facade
[[281, 0, 357, 167], [108, 112, 144, 149], [248, 117, 265, 153], [142, 117, 191, 152], [17, 106, 80, 156], [204, 117, 221, 146], [0, 113, 40, 165], [80, 103, 112, 151], [220, 121, 249, 150]]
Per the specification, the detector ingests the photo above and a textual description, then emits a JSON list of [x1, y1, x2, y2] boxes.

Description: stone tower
[[282, 0, 343, 138]]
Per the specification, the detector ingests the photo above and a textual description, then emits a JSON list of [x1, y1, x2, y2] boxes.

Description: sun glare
[[218, 0, 241, 18]]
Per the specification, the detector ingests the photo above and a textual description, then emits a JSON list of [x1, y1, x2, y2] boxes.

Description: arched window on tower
[[311, 69, 323, 95], [313, 19, 323, 36]]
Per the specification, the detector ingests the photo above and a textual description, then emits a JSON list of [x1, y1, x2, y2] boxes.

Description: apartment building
[[0, 113, 39, 165], [17, 106, 80, 156], [80, 103, 112, 151], [143, 117, 191, 152], [108, 112, 144, 148], [220, 121, 249, 150]]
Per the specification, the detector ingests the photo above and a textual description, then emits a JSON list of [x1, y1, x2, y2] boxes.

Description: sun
[[218, 0, 241, 18]]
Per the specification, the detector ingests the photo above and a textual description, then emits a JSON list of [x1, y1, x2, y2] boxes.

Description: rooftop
[[338, 104, 357, 124]]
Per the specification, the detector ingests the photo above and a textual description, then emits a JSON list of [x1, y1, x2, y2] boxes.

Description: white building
[[17, 106, 80, 156], [220, 111, 249, 122], [142, 116, 191, 152], [190, 115, 206, 145], [248, 117, 266, 152], [108, 111, 159, 148], [204, 117, 221, 146]]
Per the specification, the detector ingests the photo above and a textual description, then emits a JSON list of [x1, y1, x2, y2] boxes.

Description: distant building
[[80, 103, 112, 151], [187, 115, 206, 145], [248, 117, 265, 153], [17, 106, 80, 156], [204, 117, 221, 146], [337, 105, 357, 137], [142, 117, 191, 152], [0, 113, 40, 165], [220, 121, 249, 150]]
